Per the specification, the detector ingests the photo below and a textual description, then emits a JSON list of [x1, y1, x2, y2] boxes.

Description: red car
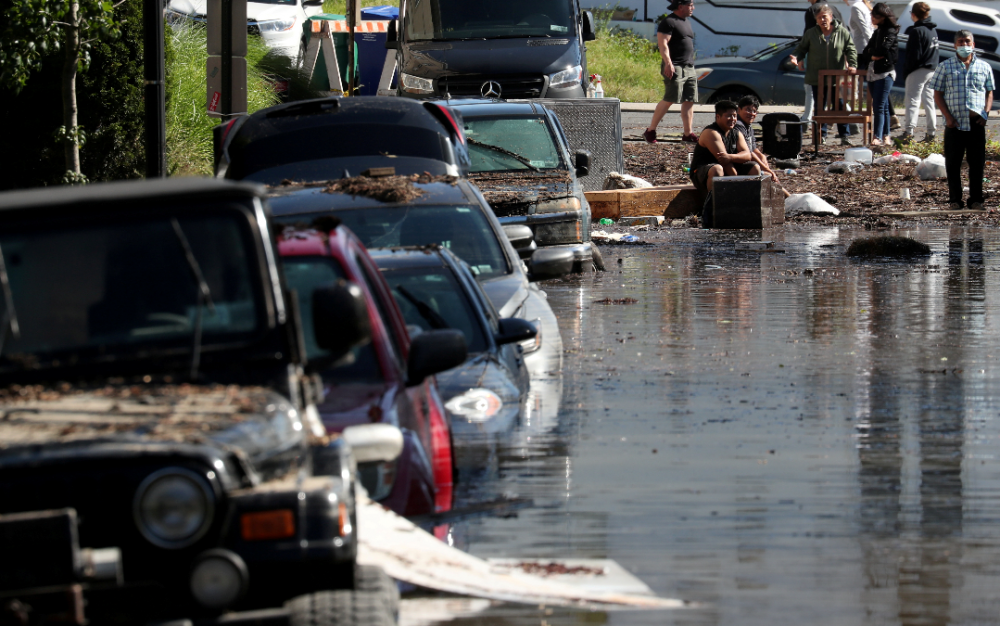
[[280, 224, 457, 516]]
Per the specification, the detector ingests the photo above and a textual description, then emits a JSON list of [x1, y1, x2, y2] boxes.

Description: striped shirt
[[735, 119, 756, 153], [928, 54, 994, 131]]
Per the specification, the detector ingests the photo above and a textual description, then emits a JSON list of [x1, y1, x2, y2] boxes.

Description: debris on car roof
[[275, 173, 459, 204]]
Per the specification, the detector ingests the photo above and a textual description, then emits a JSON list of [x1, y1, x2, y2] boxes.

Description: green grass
[[586, 27, 663, 103], [321, 0, 397, 16], [165, 24, 282, 177]]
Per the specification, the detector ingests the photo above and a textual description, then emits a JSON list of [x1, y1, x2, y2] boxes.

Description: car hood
[[695, 56, 750, 68], [400, 38, 581, 78], [480, 272, 530, 318], [470, 170, 575, 215], [0, 384, 305, 469], [168, 0, 294, 20]]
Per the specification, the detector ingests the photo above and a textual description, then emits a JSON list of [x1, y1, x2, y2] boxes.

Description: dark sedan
[[696, 35, 1000, 108]]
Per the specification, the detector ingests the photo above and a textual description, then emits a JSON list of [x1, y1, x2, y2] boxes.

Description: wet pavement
[[411, 224, 1000, 626]]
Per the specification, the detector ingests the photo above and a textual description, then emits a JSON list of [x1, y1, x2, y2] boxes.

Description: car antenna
[[171, 219, 216, 381], [0, 243, 21, 359]]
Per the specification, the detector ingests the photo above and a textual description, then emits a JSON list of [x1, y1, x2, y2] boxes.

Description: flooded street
[[421, 225, 1000, 626]]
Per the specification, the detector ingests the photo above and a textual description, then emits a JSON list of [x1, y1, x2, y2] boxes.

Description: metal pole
[[221, 0, 233, 117], [644, 0, 648, 21], [143, 0, 166, 177]]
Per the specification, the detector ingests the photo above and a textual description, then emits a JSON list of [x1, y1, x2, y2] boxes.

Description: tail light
[[424, 102, 466, 145]]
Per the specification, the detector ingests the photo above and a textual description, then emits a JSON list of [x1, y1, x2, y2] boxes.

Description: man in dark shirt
[[689, 100, 759, 225], [644, 0, 698, 144]]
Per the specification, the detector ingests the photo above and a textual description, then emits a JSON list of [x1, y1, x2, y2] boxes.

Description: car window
[[281, 256, 383, 381], [464, 117, 564, 172], [276, 206, 511, 279], [406, 0, 575, 40], [749, 40, 795, 61], [382, 267, 487, 353], [352, 251, 406, 366]]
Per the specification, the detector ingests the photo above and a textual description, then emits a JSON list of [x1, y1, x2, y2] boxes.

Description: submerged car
[[370, 246, 534, 467], [280, 225, 463, 516], [165, 0, 324, 57], [267, 175, 565, 381], [448, 99, 602, 273], [214, 96, 470, 182]]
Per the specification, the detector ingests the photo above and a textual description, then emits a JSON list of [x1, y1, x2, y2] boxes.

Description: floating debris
[[594, 297, 638, 305], [846, 235, 932, 258]]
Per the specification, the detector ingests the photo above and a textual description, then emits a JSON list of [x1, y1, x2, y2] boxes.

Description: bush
[[586, 27, 663, 103]]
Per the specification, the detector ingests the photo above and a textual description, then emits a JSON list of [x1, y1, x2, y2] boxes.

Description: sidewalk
[[621, 102, 802, 114]]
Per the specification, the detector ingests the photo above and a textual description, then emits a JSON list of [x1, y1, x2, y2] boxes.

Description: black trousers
[[944, 123, 986, 206]]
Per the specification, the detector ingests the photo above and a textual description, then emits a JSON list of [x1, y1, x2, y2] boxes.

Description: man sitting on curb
[[689, 100, 760, 227], [734, 95, 782, 187]]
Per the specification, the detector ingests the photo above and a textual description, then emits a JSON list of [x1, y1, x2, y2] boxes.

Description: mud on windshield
[[405, 0, 575, 40]]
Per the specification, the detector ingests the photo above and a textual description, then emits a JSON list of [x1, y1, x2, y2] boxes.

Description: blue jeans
[[870, 75, 894, 139]]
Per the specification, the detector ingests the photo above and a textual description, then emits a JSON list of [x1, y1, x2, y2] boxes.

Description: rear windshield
[[381, 266, 487, 353], [281, 256, 383, 381], [0, 213, 262, 368], [275, 206, 511, 279], [227, 124, 446, 180], [406, 0, 576, 40], [464, 116, 563, 172]]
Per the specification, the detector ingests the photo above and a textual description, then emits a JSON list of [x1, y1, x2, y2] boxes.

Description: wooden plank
[[618, 185, 700, 218], [585, 190, 620, 220]]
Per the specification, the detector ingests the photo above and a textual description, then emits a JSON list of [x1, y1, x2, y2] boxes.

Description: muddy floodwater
[[414, 225, 1000, 626]]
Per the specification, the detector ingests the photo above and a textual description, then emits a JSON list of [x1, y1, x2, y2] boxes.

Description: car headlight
[[550, 65, 583, 90], [257, 16, 296, 32], [536, 197, 581, 213], [401, 72, 435, 95], [696, 68, 713, 81], [134, 468, 215, 548], [445, 388, 504, 422]]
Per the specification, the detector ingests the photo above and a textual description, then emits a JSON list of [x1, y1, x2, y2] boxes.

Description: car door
[[771, 42, 806, 104]]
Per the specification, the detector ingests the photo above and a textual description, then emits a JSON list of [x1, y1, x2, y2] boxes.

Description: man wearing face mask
[[930, 30, 994, 210]]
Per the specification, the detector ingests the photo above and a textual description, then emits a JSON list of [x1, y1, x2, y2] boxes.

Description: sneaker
[[820, 135, 829, 145], [643, 129, 657, 144], [898, 132, 914, 143], [922, 133, 936, 143], [840, 135, 854, 146], [682, 133, 699, 143], [948, 202, 963, 210], [890, 115, 901, 130], [970, 201, 985, 211]]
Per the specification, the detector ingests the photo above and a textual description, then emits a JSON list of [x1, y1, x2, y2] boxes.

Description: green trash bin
[[303, 14, 358, 92]]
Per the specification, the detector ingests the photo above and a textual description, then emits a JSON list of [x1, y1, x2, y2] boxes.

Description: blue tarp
[[360, 5, 399, 20]]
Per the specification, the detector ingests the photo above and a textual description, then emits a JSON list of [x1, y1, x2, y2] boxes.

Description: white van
[[904, 0, 1000, 52]]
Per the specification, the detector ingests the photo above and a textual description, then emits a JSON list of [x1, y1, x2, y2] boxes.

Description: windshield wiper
[[467, 138, 539, 171], [171, 219, 216, 380], [0, 243, 20, 359], [395, 285, 450, 330]]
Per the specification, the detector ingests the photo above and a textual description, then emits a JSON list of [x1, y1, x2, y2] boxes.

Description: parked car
[[267, 176, 565, 381], [0, 178, 413, 625], [279, 224, 464, 516], [386, 0, 597, 99], [695, 35, 1000, 108], [165, 0, 324, 57], [447, 98, 603, 273], [214, 97, 470, 182], [370, 246, 534, 468], [904, 0, 1000, 52]]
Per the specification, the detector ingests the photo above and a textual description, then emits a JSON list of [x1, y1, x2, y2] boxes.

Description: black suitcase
[[761, 112, 804, 160]]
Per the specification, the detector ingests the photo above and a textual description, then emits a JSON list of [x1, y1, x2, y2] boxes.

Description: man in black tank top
[[689, 100, 759, 195]]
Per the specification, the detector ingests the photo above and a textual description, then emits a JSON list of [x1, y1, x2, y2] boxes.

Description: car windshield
[[464, 116, 563, 172], [275, 206, 511, 279], [748, 40, 796, 61], [227, 123, 447, 181], [406, 0, 575, 40], [381, 266, 487, 353], [0, 214, 262, 368], [280, 256, 383, 381], [251, 0, 296, 5]]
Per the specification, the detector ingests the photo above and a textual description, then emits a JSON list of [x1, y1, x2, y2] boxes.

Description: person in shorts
[[644, 0, 698, 143], [690, 100, 760, 226]]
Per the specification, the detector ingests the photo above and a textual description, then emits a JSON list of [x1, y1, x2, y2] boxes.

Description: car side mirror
[[312, 280, 372, 363], [502, 224, 537, 259], [780, 56, 798, 72], [495, 318, 537, 346], [582, 11, 596, 41], [386, 19, 399, 49], [528, 247, 575, 282], [342, 423, 404, 463], [302, 0, 323, 6], [574, 150, 591, 177], [407, 329, 467, 386]]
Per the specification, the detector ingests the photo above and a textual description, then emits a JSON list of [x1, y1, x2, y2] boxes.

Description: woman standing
[[859, 3, 899, 146], [900, 2, 939, 142]]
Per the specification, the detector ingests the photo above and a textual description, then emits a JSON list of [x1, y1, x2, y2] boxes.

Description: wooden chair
[[812, 70, 872, 152]]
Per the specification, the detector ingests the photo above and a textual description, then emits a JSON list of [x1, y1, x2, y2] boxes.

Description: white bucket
[[844, 147, 873, 165]]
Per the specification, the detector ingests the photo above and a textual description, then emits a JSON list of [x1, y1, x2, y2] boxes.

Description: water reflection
[[422, 226, 1000, 626]]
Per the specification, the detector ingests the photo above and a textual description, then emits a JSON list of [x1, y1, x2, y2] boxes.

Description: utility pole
[[207, 0, 247, 119], [143, 0, 166, 177]]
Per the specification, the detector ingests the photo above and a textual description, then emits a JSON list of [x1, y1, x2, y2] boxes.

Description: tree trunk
[[62, 0, 81, 180]]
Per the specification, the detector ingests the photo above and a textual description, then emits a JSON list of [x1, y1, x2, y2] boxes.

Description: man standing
[[689, 100, 760, 226], [801, 0, 845, 126], [734, 96, 781, 186], [930, 30, 993, 210], [644, 0, 697, 144]]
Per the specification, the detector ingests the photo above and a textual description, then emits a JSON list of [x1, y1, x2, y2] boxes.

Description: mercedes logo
[[481, 81, 502, 99]]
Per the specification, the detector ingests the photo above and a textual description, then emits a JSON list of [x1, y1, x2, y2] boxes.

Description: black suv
[[0, 179, 462, 625]]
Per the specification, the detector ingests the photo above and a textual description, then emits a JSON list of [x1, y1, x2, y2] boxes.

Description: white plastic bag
[[873, 152, 923, 165], [825, 161, 864, 174], [914, 153, 947, 180], [785, 193, 841, 216], [603, 172, 653, 190]]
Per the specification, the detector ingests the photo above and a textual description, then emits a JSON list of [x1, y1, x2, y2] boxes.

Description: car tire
[[286, 586, 397, 626], [353, 565, 400, 617], [591, 245, 605, 272], [709, 89, 755, 104]]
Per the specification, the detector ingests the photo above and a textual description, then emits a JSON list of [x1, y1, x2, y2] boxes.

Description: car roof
[[0, 178, 265, 213], [445, 99, 550, 118], [369, 246, 456, 270], [267, 179, 480, 217]]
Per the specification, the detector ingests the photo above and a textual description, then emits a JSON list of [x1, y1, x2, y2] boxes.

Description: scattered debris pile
[[322, 173, 457, 203], [594, 297, 638, 305]]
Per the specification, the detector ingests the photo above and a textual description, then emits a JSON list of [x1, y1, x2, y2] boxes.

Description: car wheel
[[286, 586, 396, 626], [353, 565, 400, 617], [591, 245, 605, 272], [709, 89, 756, 104]]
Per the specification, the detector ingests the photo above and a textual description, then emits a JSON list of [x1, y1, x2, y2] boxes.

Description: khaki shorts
[[662, 64, 698, 103]]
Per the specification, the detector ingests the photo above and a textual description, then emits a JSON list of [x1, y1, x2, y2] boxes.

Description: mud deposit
[[422, 225, 1000, 626]]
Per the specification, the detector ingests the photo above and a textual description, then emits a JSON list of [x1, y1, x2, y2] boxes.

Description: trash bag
[[603, 172, 653, 190], [785, 193, 840, 216], [825, 161, 864, 174], [873, 152, 923, 165], [914, 153, 947, 180]]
